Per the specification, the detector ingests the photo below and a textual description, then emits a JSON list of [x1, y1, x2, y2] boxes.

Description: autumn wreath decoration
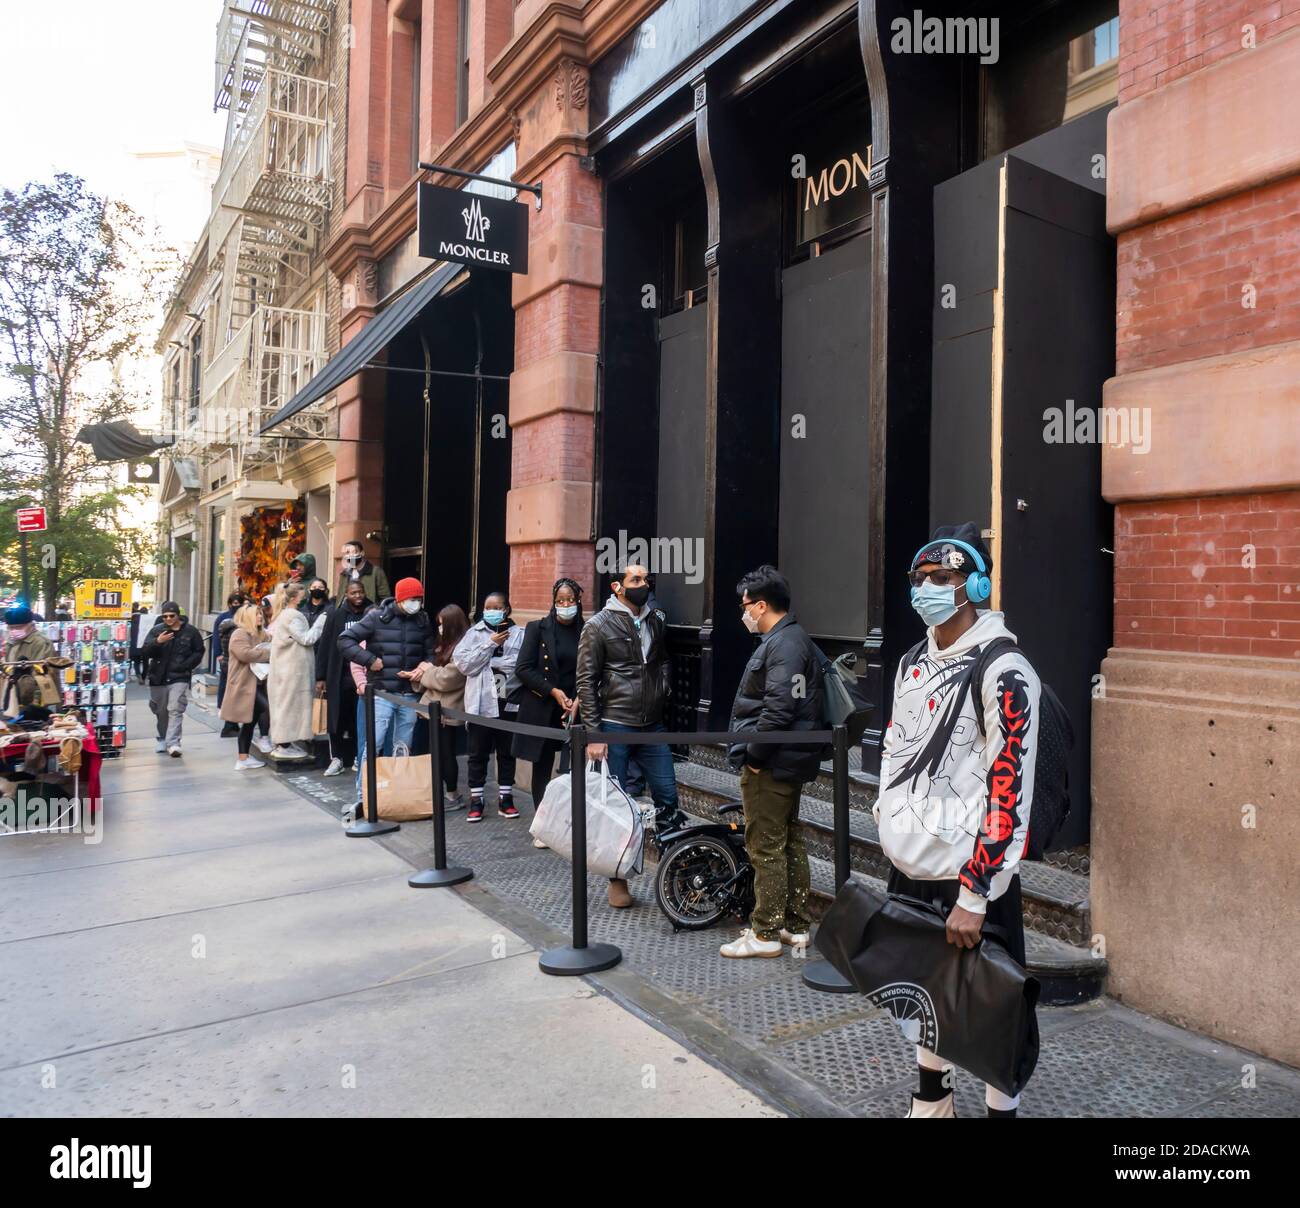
[[237, 501, 306, 600]]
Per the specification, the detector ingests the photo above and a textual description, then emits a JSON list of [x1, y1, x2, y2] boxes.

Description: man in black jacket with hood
[[721, 565, 824, 959], [141, 601, 206, 757]]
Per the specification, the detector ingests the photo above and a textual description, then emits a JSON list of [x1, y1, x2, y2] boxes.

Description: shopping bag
[[814, 878, 1040, 1097], [311, 689, 329, 735], [529, 760, 645, 880], [362, 743, 433, 821]]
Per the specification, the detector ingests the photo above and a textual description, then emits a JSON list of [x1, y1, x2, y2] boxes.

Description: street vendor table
[[0, 725, 102, 835]]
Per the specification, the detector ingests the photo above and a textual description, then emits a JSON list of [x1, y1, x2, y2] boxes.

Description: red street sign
[[16, 506, 47, 532]]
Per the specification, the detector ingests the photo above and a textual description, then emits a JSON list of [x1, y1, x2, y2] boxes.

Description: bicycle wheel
[[655, 835, 743, 930]]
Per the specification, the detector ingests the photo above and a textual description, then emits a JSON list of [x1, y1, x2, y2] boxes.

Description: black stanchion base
[[408, 866, 473, 888], [345, 819, 401, 838], [802, 958, 857, 994], [538, 942, 622, 976]]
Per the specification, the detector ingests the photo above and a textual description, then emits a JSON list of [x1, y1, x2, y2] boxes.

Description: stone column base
[[1092, 647, 1300, 1067]]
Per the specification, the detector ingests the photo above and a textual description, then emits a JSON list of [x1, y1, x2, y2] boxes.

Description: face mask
[[483, 608, 505, 626], [910, 582, 960, 627], [343, 553, 361, 568], [741, 609, 759, 634], [623, 585, 650, 609], [556, 604, 578, 622], [310, 590, 326, 600], [400, 599, 421, 615]]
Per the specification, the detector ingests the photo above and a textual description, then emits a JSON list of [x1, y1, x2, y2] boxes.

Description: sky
[[0, 0, 228, 235]]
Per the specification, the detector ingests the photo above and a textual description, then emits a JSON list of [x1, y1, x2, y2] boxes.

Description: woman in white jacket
[[268, 582, 328, 757]]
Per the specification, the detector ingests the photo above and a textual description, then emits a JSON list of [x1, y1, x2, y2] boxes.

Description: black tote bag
[[814, 879, 1039, 1097]]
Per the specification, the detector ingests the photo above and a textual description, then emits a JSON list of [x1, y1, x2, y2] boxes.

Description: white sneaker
[[532, 837, 548, 849], [155, 739, 167, 754], [167, 745, 182, 758], [780, 929, 812, 952], [323, 757, 345, 777], [255, 735, 273, 755], [341, 802, 358, 824], [273, 743, 307, 759], [719, 929, 783, 959], [236, 756, 266, 770], [905, 1093, 956, 1118]]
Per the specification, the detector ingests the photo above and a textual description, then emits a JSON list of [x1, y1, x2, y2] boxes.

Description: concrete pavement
[[0, 693, 780, 1117]]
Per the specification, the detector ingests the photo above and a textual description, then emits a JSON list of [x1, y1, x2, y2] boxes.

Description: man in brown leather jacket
[[576, 563, 685, 907]]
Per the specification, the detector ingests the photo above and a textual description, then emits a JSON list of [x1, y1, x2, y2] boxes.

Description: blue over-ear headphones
[[910, 538, 992, 605]]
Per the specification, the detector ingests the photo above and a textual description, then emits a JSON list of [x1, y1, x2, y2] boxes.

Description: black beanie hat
[[5, 605, 33, 626], [911, 522, 993, 575]]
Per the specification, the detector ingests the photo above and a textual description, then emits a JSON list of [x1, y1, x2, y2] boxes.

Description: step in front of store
[[671, 750, 1104, 1006]]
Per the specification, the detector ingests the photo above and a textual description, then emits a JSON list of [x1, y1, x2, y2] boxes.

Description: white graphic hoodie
[[874, 610, 1040, 915]]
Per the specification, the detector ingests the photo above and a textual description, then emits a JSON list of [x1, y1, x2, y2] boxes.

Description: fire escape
[[202, 0, 334, 477]]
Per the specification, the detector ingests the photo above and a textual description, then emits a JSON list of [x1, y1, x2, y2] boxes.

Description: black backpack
[[902, 637, 1073, 861]]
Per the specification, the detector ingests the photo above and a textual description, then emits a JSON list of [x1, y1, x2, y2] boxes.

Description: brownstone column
[[1093, 2, 1300, 1066], [505, 57, 600, 612]]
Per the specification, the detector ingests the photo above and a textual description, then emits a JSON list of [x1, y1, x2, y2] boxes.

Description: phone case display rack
[[36, 621, 129, 757]]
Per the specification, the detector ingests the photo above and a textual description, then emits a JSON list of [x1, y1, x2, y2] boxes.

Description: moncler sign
[[418, 182, 529, 274]]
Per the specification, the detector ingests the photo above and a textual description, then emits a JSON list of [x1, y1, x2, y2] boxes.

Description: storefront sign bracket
[[418, 162, 543, 211]]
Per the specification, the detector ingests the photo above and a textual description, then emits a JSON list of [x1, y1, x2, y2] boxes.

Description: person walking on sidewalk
[[339, 577, 437, 807], [141, 601, 205, 757], [336, 539, 391, 605], [412, 604, 470, 811], [876, 523, 1041, 1119], [268, 583, 329, 759], [512, 578, 583, 844], [221, 603, 272, 770], [454, 592, 524, 822], [577, 563, 685, 909], [719, 565, 824, 960], [314, 580, 373, 778]]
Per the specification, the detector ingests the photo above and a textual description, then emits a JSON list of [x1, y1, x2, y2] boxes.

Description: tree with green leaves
[[0, 173, 175, 609]]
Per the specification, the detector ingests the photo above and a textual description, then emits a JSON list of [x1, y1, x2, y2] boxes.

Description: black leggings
[[237, 684, 270, 755], [436, 722, 459, 793], [467, 709, 517, 792], [529, 740, 565, 808]]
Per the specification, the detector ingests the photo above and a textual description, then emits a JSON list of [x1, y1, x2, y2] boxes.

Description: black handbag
[[814, 878, 1040, 1097]]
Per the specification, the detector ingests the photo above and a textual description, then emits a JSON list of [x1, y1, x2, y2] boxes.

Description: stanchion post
[[409, 700, 472, 886], [346, 677, 400, 838], [539, 724, 621, 975], [803, 723, 856, 993]]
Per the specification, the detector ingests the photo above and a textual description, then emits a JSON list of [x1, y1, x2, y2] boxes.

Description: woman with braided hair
[[512, 577, 584, 842]]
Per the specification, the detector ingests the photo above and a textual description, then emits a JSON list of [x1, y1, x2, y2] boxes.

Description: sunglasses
[[907, 569, 963, 588]]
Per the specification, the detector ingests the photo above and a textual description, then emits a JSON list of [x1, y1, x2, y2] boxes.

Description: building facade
[[157, 0, 348, 620], [247, 0, 1295, 1064]]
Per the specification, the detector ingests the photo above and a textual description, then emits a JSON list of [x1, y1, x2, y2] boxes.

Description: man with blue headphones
[[875, 521, 1042, 1118]]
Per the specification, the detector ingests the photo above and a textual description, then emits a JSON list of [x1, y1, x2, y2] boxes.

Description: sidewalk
[[0, 692, 779, 1118], [229, 700, 1300, 1120]]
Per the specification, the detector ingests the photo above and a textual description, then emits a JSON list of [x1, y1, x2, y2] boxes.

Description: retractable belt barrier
[[351, 681, 855, 985]]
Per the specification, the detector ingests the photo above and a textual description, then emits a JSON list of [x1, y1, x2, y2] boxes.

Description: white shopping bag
[[530, 760, 645, 880]]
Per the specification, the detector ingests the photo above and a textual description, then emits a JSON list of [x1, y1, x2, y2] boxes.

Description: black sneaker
[[498, 799, 520, 818], [466, 802, 484, 823]]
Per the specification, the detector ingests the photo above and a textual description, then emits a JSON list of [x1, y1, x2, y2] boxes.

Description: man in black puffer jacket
[[721, 565, 824, 960], [338, 578, 436, 781]]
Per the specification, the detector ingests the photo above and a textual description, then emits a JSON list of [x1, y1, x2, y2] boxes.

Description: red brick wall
[[1115, 175, 1300, 375], [1118, 0, 1300, 103], [1114, 491, 1300, 656], [511, 413, 594, 488], [510, 541, 596, 612]]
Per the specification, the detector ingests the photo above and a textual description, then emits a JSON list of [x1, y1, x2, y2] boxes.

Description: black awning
[[259, 260, 462, 434]]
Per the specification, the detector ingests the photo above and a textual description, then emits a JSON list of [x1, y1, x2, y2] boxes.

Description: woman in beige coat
[[219, 604, 272, 770], [412, 604, 470, 809], [268, 582, 328, 757]]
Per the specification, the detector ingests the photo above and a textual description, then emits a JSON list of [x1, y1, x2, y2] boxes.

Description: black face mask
[[310, 590, 326, 601], [623, 585, 650, 608]]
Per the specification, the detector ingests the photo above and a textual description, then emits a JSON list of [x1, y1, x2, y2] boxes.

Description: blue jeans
[[601, 722, 679, 820], [355, 693, 419, 802]]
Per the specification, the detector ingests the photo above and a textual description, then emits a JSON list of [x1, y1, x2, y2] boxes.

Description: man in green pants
[[721, 566, 825, 958]]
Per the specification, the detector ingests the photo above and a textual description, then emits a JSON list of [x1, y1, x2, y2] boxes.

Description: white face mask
[[400, 599, 421, 615], [741, 607, 760, 634]]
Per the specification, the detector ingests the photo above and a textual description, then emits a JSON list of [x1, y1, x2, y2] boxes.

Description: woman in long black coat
[[512, 578, 583, 822], [314, 581, 374, 776]]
